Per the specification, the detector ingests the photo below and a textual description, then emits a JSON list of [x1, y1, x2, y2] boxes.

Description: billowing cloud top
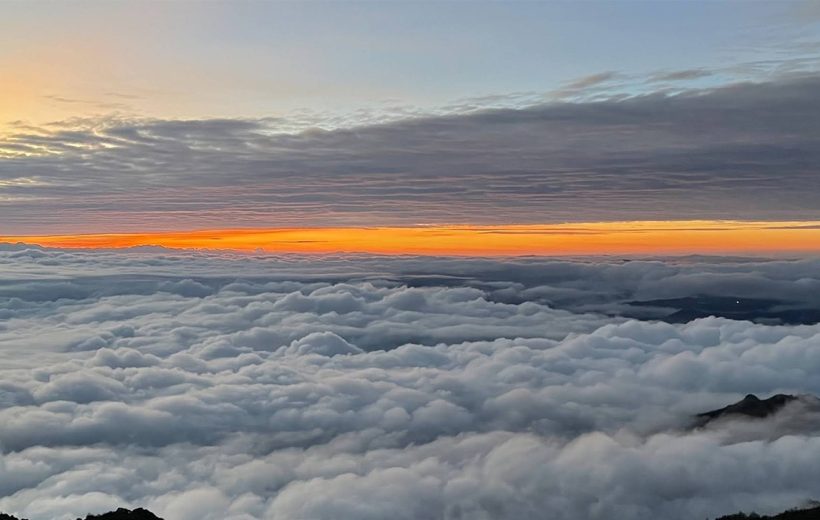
[[2, 75, 820, 233], [1, 247, 820, 519]]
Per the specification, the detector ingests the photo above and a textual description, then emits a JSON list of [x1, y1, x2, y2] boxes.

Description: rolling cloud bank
[[1, 246, 820, 519]]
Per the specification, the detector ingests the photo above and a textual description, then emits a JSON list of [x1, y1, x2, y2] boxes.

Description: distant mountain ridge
[[627, 296, 820, 325], [715, 504, 820, 520], [0, 508, 162, 520]]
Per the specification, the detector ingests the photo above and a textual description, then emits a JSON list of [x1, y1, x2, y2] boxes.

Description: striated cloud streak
[[2, 75, 820, 233]]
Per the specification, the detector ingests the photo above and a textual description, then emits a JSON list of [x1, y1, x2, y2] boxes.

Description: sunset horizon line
[[5, 220, 820, 256]]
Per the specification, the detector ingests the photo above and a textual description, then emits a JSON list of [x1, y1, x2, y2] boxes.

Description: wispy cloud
[[649, 69, 715, 82]]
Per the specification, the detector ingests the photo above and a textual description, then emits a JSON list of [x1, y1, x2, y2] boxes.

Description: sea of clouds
[[1, 245, 819, 520]]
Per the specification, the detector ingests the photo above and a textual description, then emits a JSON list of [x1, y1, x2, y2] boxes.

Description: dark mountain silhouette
[[84, 509, 162, 520], [714, 504, 820, 519], [0, 508, 163, 520], [627, 296, 820, 325], [695, 393, 797, 427]]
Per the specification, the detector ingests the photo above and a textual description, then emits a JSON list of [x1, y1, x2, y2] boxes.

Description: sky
[[1, 0, 820, 254], [3, 4, 820, 518], [1, 0, 817, 125]]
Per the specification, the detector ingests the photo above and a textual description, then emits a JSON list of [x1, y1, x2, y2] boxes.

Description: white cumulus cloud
[[0, 247, 818, 519]]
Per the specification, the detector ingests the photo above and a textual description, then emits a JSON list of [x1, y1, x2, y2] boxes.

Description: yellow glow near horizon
[[3, 221, 820, 256]]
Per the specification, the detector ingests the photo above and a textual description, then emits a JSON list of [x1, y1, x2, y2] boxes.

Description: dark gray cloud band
[[2, 75, 820, 233]]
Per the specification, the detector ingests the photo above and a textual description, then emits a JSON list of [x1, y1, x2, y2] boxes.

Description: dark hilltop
[[715, 504, 820, 520], [0, 509, 162, 520], [695, 393, 798, 427]]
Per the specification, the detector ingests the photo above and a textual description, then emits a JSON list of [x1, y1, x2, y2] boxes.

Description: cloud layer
[[2, 74, 820, 233], [0, 248, 819, 519]]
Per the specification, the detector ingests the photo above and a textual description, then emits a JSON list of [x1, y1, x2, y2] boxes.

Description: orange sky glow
[[3, 221, 820, 256]]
